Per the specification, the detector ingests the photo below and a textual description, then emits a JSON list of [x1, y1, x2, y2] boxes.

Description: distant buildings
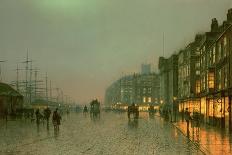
[[105, 65, 160, 111]]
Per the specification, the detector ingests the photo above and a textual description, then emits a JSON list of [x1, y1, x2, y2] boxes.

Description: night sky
[[0, 0, 232, 104]]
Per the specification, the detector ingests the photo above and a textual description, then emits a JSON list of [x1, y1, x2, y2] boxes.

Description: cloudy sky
[[0, 0, 232, 104]]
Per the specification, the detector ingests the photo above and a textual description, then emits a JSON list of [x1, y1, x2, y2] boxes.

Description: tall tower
[[141, 64, 151, 75]]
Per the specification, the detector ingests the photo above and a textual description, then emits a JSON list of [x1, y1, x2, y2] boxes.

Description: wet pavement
[[174, 119, 232, 155], [0, 112, 204, 155]]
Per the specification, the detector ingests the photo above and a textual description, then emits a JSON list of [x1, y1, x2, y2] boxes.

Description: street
[[0, 112, 203, 155]]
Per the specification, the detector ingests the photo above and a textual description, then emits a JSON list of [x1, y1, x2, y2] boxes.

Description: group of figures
[[127, 103, 139, 119], [35, 107, 62, 130]]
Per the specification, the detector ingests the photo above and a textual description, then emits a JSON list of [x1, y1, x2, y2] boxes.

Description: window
[[218, 70, 221, 90], [208, 72, 214, 89], [218, 43, 221, 61], [224, 67, 228, 88], [148, 97, 152, 103], [196, 61, 200, 68], [223, 37, 227, 57], [143, 88, 146, 94], [212, 46, 216, 64], [148, 88, 152, 93], [202, 74, 206, 91], [143, 97, 146, 103], [196, 80, 200, 94]]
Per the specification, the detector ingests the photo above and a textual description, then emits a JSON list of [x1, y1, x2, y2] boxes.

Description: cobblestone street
[[0, 112, 204, 155]]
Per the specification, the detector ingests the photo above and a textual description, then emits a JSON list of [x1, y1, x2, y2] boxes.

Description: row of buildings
[[105, 64, 160, 111], [105, 8, 232, 130], [159, 8, 232, 129]]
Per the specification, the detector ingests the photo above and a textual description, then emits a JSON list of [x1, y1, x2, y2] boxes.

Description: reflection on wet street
[[0, 112, 204, 155], [175, 120, 232, 155]]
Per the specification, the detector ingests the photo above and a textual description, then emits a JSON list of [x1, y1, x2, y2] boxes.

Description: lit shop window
[[143, 97, 146, 103], [208, 72, 214, 89], [148, 97, 152, 103], [201, 97, 206, 115]]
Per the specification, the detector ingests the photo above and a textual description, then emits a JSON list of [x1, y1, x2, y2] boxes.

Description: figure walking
[[44, 107, 51, 129], [185, 108, 191, 137], [83, 105, 88, 117], [52, 108, 62, 131], [35, 109, 42, 126]]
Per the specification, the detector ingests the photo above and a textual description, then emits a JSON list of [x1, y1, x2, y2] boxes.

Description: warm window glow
[[201, 97, 206, 114], [208, 72, 214, 89], [148, 97, 152, 103], [196, 80, 200, 94], [143, 97, 146, 103]]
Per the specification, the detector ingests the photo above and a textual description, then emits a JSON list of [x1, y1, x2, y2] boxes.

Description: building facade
[[105, 72, 160, 111], [175, 8, 232, 129], [158, 55, 178, 119]]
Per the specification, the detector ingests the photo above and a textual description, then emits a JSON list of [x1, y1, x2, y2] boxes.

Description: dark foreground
[[0, 112, 204, 155]]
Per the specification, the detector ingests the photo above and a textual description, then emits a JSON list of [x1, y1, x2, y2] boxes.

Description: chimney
[[211, 18, 219, 32], [227, 8, 232, 22]]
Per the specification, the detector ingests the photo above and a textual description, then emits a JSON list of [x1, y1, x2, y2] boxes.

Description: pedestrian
[[35, 109, 41, 125], [44, 107, 51, 128], [52, 108, 62, 130], [184, 108, 191, 136], [83, 105, 88, 117]]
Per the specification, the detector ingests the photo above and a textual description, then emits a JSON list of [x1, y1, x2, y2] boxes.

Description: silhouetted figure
[[148, 105, 155, 118], [44, 107, 51, 128], [35, 109, 42, 125], [185, 108, 191, 137], [83, 105, 88, 117], [83, 105, 88, 113], [52, 108, 62, 131]]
